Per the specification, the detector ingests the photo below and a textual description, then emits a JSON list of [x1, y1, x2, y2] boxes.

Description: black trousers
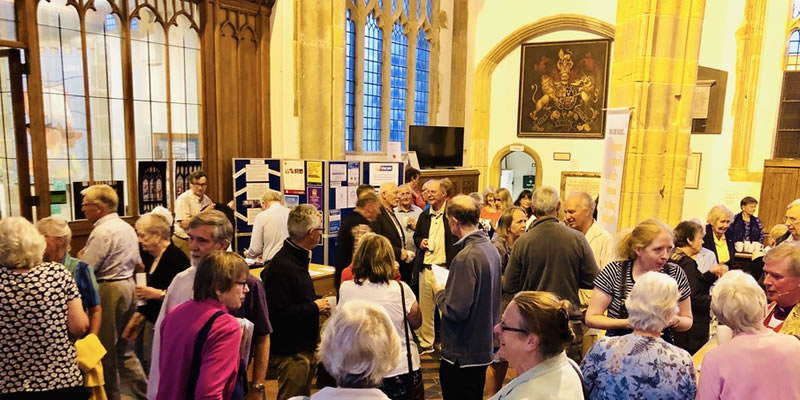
[[439, 360, 487, 400]]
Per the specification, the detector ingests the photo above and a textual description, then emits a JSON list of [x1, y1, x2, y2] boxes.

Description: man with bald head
[[782, 199, 800, 245], [371, 183, 416, 282], [432, 195, 501, 399], [414, 179, 458, 352], [564, 191, 613, 269]]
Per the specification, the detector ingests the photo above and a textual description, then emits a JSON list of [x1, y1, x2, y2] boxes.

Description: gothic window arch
[[345, 0, 438, 153]]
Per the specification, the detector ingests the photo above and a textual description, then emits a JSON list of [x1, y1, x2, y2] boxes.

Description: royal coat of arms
[[517, 39, 611, 138]]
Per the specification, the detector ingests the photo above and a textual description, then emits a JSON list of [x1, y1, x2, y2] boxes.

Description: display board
[[362, 161, 404, 188], [232, 158, 282, 254], [325, 161, 361, 267]]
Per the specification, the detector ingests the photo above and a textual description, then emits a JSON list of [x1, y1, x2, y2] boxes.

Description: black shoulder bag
[[186, 311, 226, 400]]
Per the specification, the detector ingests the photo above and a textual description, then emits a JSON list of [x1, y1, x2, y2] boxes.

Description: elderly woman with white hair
[[290, 300, 400, 400], [581, 271, 697, 399], [0, 217, 90, 398], [702, 205, 736, 266], [131, 212, 190, 368], [697, 270, 800, 399], [37, 216, 103, 336]]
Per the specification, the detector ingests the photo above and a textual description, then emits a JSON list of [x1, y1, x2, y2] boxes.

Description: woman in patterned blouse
[[581, 271, 697, 400], [0, 217, 89, 399]]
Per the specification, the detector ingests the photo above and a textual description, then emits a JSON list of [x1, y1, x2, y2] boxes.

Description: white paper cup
[[735, 242, 744, 252], [325, 296, 337, 313], [135, 273, 147, 306], [717, 325, 733, 345]]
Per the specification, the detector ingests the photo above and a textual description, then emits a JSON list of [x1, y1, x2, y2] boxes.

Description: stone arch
[[490, 144, 543, 190], [469, 14, 615, 187]]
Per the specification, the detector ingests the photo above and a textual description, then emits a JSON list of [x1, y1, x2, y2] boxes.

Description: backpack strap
[[186, 310, 226, 400]]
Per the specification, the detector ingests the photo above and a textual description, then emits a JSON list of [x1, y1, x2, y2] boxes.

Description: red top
[[340, 264, 402, 283], [158, 298, 241, 400], [412, 188, 427, 209]]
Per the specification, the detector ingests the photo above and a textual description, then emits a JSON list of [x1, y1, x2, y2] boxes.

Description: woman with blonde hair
[[495, 188, 513, 213], [582, 272, 696, 399], [480, 186, 502, 227], [338, 233, 423, 400], [490, 291, 584, 400], [585, 218, 693, 341], [702, 205, 736, 266], [0, 217, 89, 398], [697, 270, 800, 399]]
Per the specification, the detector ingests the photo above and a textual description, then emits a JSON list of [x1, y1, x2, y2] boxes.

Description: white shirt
[[585, 220, 614, 269], [338, 280, 420, 377], [173, 190, 212, 239], [245, 203, 291, 261], [147, 266, 198, 400], [489, 352, 584, 400], [81, 213, 142, 280], [290, 387, 390, 400], [395, 205, 423, 252]]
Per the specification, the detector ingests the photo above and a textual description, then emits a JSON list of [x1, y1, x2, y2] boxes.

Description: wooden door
[[759, 166, 799, 231]]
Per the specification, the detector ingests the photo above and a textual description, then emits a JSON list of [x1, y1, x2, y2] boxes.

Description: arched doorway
[[490, 144, 543, 199]]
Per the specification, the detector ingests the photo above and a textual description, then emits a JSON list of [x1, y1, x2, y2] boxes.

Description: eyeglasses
[[498, 323, 528, 334], [81, 201, 98, 208], [234, 280, 247, 289]]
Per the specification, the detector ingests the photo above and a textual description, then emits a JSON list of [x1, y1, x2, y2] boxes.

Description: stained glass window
[[390, 23, 407, 150], [363, 13, 382, 152], [345, 10, 355, 152], [789, 30, 800, 71], [414, 30, 430, 125]]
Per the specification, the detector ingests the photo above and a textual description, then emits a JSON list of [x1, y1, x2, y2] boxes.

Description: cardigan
[[702, 224, 736, 265]]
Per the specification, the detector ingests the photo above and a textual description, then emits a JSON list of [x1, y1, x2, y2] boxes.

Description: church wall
[[269, 0, 301, 159]]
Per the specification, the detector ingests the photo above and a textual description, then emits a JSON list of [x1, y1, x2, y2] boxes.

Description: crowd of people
[[3, 167, 800, 400]]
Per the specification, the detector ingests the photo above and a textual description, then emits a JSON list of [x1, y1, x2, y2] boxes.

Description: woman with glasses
[[156, 251, 249, 399], [581, 272, 696, 399], [489, 291, 584, 400]]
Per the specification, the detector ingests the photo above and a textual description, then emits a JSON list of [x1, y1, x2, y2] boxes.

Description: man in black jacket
[[262, 204, 330, 400], [413, 179, 458, 352], [334, 191, 380, 288], [371, 183, 416, 282]]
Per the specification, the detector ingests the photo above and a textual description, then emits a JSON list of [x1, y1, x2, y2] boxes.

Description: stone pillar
[[296, 0, 343, 160], [610, 0, 706, 229]]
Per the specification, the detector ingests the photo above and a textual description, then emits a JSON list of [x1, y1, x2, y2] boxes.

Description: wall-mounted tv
[[408, 125, 464, 169]]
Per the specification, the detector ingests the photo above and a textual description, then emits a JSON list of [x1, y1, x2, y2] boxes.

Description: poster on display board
[[175, 160, 203, 197], [307, 186, 323, 210], [138, 161, 168, 214], [72, 180, 126, 220], [307, 161, 323, 184], [283, 160, 305, 194], [369, 163, 399, 186]]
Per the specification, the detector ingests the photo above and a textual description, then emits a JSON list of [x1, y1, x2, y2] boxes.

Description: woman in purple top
[[157, 251, 249, 400], [697, 270, 800, 399]]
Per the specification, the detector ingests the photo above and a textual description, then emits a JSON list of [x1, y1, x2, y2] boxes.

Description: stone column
[[610, 0, 706, 229]]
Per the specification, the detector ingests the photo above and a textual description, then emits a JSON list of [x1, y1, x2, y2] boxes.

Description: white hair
[[532, 186, 559, 217], [260, 189, 282, 205], [135, 213, 172, 240], [567, 191, 595, 213], [711, 270, 767, 334], [787, 198, 800, 209], [318, 300, 400, 388], [706, 204, 734, 225], [625, 271, 679, 333], [0, 217, 47, 269], [150, 206, 174, 226], [36, 216, 73, 252]]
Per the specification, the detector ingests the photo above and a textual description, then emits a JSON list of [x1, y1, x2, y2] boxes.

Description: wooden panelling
[[202, 0, 274, 202], [419, 168, 481, 197]]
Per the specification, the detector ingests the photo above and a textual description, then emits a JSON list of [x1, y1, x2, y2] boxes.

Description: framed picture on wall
[[517, 39, 611, 139], [685, 153, 702, 190], [560, 171, 602, 205]]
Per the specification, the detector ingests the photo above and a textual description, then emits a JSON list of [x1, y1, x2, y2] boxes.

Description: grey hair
[[261, 189, 282, 205], [567, 191, 595, 213], [706, 204, 734, 226], [287, 204, 320, 241], [135, 213, 172, 240], [36, 216, 73, 252], [318, 300, 400, 388], [0, 217, 46, 269], [787, 198, 800, 209], [625, 271, 679, 333], [532, 186, 559, 217], [711, 270, 766, 334], [188, 210, 233, 244], [81, 184, 118, 211]]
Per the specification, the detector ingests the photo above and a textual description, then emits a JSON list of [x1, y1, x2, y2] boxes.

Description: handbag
[[398, 281, 425, 400]]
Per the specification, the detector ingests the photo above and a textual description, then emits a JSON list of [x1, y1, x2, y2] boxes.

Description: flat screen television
[[408, 125, 464, 168]]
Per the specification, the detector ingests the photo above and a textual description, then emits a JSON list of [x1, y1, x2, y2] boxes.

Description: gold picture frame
[[559, 171, 602, 204]]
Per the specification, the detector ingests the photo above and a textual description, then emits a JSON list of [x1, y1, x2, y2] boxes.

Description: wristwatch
[[251, 382, 266, 392]]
